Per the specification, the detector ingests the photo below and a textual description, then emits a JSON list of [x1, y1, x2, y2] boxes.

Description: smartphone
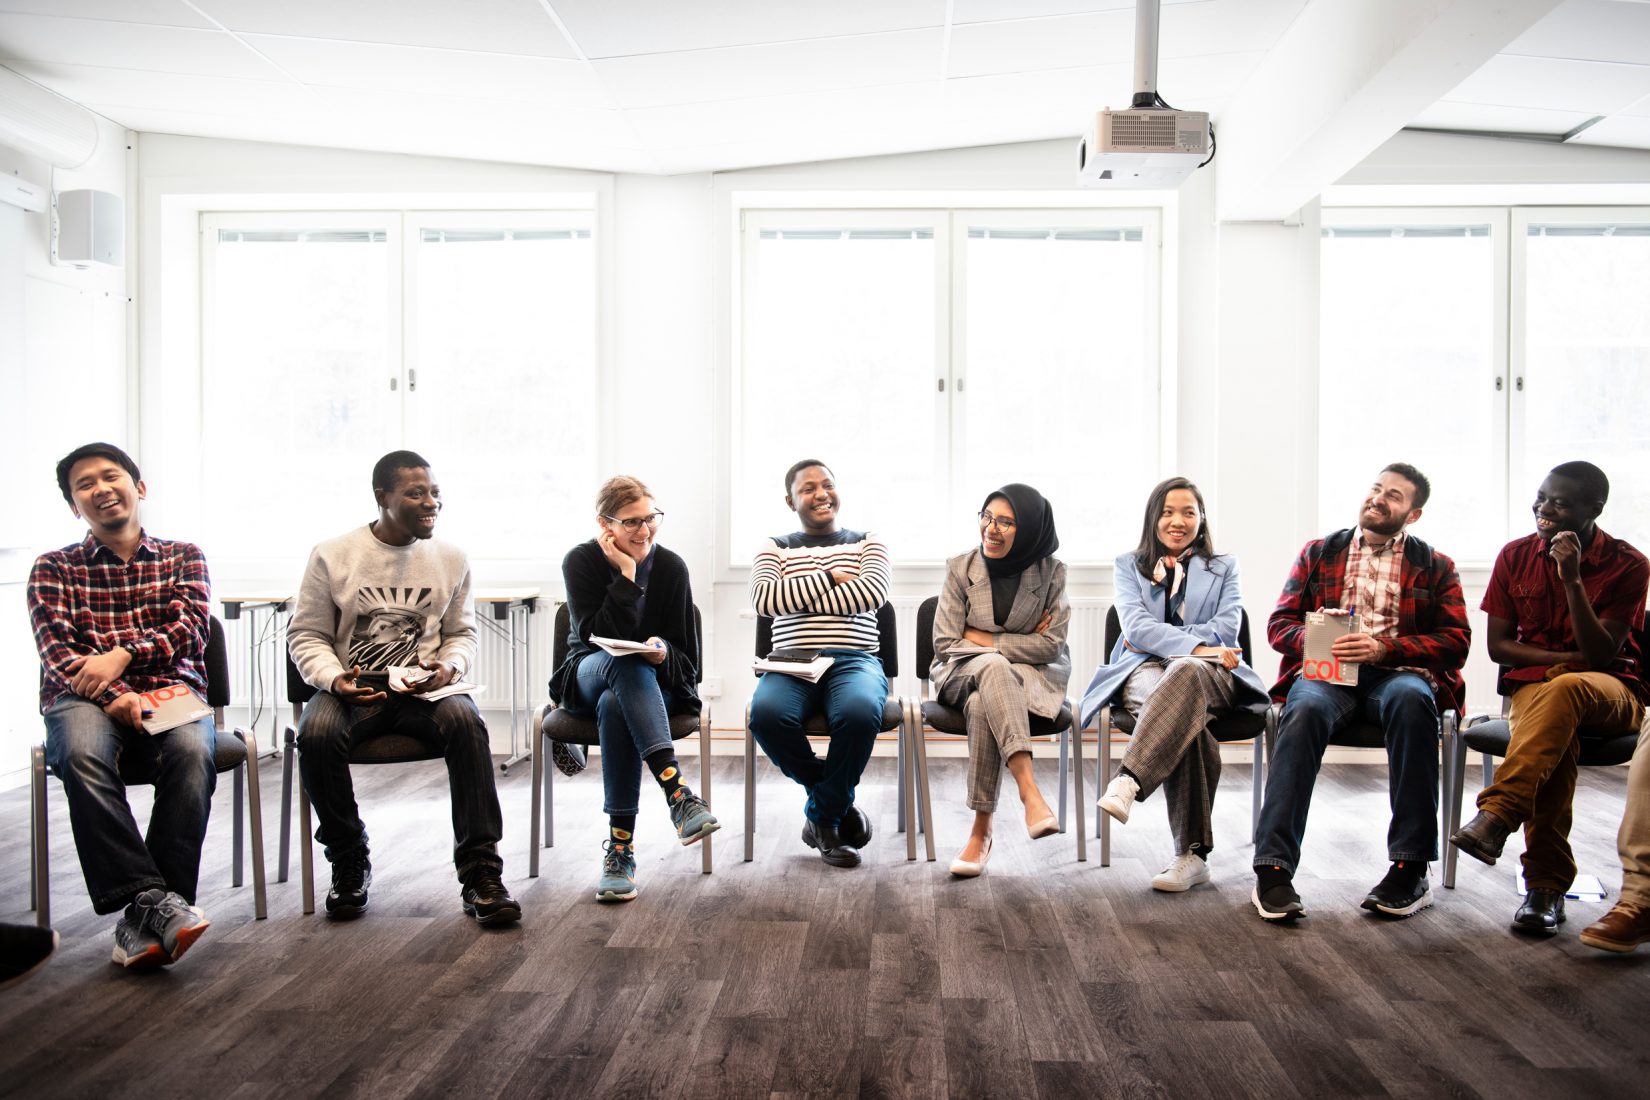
[[766, 648, 821, 664]]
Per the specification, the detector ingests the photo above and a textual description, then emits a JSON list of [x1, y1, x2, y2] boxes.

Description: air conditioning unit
[[1077, 107, 1210, 189]]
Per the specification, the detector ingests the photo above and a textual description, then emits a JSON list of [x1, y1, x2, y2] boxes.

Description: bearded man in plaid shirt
[[28, 443, 215, 970], [1251, 463, 1470, 923]]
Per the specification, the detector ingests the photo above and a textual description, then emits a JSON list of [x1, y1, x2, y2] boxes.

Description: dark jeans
[[296, 689, 504, 881], [749, 649, 888, 828], [564, 651, 676, 817], [44, 697, 217, 914], [1253, 667, 1439, 876]]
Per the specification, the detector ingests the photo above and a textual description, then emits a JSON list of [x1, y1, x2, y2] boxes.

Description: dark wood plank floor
[[3, 745, 1648, 1099]]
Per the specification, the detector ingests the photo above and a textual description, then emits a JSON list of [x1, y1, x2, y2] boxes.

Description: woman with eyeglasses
[[1079, 476, 1268, 892], [930, 484, 1070, 876], [549, 476, 718, 903]]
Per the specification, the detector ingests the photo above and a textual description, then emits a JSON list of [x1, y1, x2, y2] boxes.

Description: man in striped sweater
[[749, 460, 892, 867]]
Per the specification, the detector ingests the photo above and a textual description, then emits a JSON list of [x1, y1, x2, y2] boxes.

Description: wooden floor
[[3, 746, 1649, 1099]]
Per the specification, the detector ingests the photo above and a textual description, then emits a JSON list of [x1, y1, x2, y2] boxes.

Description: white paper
[[752, 655, 835, 682], [1514, 870, 1605, 901], [590, 635, 664, 658], [387, 665, 482, 702]]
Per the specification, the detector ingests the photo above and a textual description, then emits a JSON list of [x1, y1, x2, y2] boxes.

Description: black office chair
[[30, 615, 268, 927], [528, 602, 712, 876], [908, 595, 1080, 864], [1090, 605, 1266, 867], [743, 603, 904, 862], [1442, 641, 1644, 889], [277, 651, 447, 915]]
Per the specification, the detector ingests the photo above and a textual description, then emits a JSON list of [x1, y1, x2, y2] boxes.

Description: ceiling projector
[[1076, 0, 1213, 189]]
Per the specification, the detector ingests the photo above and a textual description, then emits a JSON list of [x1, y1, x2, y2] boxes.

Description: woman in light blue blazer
[[1079, 476, 1268, 892]]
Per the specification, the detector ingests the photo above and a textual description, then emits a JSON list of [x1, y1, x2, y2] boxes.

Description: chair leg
[[32, 744, 49, 929], [529, 726, 542, 879], [1073, 710, 1087, 863], [547, 756, 555, 849], [299, 779, 315, 916], [232, 755, 245, 888], [905, 702, 917, 862], [1099, 709, 1112, 867], [1056, 726, 1069, 833], [241, 731, 268, 920], [911, 706, 936, 863], [744, 703, 756, 863], [701, 703, 713, 875], [1444, 724, 1469, 889], [278, 727, 295, 884], [1482, 753, 1494, 789]]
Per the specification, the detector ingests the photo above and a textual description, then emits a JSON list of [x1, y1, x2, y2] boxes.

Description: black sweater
[[549, 540, 701, 715]]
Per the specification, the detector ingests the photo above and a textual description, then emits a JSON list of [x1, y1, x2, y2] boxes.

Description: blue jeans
[[44, 697, 217, 914], [296, 690, 504, 880], [749, 649, 888, 828], [1253, 667, 1439, 875], [564, 651, 676, 817]]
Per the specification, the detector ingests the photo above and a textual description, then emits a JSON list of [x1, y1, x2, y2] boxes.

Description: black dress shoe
[[802, 819, 862, 868], [1513, 888, 1566, 934], [326, 847, 372, 919], [1449, 810, 1514, 866], [838, 806, 873, 849]]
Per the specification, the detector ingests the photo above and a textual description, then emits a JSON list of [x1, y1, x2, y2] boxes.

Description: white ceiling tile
[[552, 0, 943, 59], [3, 60, 314, 115], [626, 82, 945, 150], [952, 0, 1199, 24], [241, 34, 612, 109], [0, 1, 212, 28], [0, 13, 282, 80], [1409, 100, 1597, 137], [318, 86, 635, 147], [1441, 55, 1650, 115], [196, 0, 577, 59], [1566, 112, 1650, 147], [947, 0, 1299, 79], [1506, 0, 1650, 67], [1619, 91, 1650, 117], [591, 28, 943, 110]]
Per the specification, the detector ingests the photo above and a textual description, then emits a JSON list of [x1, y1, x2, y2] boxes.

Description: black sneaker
[[1252, 869, 1305, 922], [462, 867, 522, 925], [1361, 861, 1432, 918], [838, 805, 873, 849], [326, 847, 372, 919], [802, 819, 862, 868], [0, 923, 58, 989]]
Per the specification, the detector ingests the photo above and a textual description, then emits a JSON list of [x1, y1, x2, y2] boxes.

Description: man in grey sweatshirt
[[288, 450, 520, 924]]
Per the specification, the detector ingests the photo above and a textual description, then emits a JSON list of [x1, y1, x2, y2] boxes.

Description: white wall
[[0, 113, 130, 786]]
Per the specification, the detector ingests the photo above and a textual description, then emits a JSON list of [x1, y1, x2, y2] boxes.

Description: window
[[200, 211, 595, 567], [1320, 206, 1650, 561], [734, 208, 1161, 563]]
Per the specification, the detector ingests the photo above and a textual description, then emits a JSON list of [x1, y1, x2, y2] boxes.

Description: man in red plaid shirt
[[28, 443, 215, 970], [1252, 463, 1471, 922]]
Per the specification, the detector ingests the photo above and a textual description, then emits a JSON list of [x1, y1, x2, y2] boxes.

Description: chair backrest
[[554, 600, 704, 685], [915, 595, 939, 677], [204, 615, 231, 712], [285, 646, 319, 707], [755, 602, 899, 679], [1102, 604, 1255, 666]]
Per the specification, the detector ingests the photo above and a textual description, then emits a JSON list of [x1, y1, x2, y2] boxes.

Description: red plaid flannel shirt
[[28, 531, 212, 713], [1268, 528, 1470, 712]]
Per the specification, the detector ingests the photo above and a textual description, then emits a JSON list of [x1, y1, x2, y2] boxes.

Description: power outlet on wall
[[702, 677, 723, 698]]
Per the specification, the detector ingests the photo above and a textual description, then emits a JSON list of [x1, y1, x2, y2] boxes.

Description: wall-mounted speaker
[[52, 187, 122, 267]]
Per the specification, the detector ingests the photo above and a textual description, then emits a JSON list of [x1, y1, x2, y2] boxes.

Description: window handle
[[1516, 376, 1523, 392], [409, 368, 417, 392], [390, 376, 398, 391], [956, 378, 965, 393], [937, 378, 944, 392], [1495, 376, 1503, 391]]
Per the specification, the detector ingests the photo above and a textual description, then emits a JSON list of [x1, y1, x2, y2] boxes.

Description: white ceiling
[[0, 0, 1647, 175]]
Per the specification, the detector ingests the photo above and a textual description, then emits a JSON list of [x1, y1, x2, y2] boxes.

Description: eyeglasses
[[978, 511, 1017, 532], [603, 512, 664, 532]]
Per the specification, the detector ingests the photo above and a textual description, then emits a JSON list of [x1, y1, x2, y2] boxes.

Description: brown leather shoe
[[1579, 902, 1650, 953], [1449, 810, 1513, 866]]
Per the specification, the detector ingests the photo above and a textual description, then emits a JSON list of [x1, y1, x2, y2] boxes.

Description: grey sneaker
[[597, 840, 638, 902], [668, 786, 720, 846], [111, 906, 167, 969], [134, 889, 210, 961]]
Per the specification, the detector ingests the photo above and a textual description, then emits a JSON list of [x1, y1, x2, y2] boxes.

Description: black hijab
[[980, 483, 1059, 578]]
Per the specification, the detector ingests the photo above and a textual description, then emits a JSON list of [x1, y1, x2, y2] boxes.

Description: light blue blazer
[[1078, 551, 1268, 728]]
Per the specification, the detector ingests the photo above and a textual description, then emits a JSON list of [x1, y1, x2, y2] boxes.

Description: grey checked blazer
[[929, 549, 1071, 719]]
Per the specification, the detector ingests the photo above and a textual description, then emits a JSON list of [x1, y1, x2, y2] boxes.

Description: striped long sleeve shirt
[[750, 528, 891, 652]]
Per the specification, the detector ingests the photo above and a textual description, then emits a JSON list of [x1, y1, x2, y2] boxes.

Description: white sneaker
[[1151, 852, 1210, 892], [1098, 774, 1140, 824]]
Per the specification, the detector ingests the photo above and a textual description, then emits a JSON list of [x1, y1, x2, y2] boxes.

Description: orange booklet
[[138, 683, 213, 735]]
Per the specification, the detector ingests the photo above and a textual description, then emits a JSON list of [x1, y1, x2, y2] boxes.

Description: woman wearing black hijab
[[929, 484, 1072, 876]]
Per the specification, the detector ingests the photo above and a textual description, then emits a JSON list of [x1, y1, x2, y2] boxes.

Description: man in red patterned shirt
[[1452, 461, 1647, 935], [28, 443, 215, 970], [1253, 463, 1471, 922]]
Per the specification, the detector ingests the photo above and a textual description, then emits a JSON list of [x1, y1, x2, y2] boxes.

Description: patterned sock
[[609, 816, 636, 845], [645, 749, 688, 801]]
